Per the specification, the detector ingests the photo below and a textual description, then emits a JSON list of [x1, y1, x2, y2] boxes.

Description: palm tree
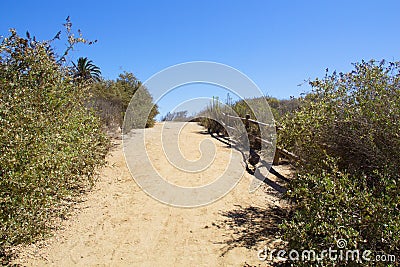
[[72, 57, 101, 82]]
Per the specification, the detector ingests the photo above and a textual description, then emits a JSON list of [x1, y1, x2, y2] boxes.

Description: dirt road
[[14, 122, 290, 266]]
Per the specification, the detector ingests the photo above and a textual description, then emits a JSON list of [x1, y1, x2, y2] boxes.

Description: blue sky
[[2, 1, 400, 117]]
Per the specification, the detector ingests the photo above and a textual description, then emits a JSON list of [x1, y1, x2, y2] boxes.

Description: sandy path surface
[[14, 122, 290, 267]]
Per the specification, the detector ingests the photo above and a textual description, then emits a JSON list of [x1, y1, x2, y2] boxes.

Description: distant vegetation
[[88, 72, 158, 131], [199, 95, 300, 150], [161, 110, 193, 122], [200, 95, 300, 128]]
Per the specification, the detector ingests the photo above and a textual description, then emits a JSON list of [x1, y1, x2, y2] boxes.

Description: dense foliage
[[279, 60, 400, 266], [88, 72, 158, 131], [0, 28, 109, 259]]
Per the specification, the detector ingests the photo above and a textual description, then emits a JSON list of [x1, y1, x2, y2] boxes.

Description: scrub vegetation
[[0, 19, 158, 263]]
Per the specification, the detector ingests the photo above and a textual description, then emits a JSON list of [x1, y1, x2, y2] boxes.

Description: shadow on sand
[[206, 130, 293, 266], [214, 204, 289, 258]]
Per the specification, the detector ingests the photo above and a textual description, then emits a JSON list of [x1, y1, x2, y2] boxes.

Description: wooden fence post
[[219, 112, 299, 166], [273, 149, 280, 165], [245, 114, 250, 130]]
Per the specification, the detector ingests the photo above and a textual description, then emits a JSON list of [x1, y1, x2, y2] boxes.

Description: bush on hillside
[[279, 60, 400, 266], [0, 28, 109, 258]]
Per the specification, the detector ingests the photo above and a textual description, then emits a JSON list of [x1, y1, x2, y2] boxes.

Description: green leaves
[[72, 57, 102, 83], [279, 60, 400, 266], [0, 28, 109, 259], [87, 71, 159, 130]]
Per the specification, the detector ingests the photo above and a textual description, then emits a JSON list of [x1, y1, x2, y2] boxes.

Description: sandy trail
[[14, 122, 290, 267]]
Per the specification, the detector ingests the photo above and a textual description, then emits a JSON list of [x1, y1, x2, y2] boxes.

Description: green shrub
[[0, 28, 109, 258], [89, 72, 158, 132], [279, 60, 400, 266]]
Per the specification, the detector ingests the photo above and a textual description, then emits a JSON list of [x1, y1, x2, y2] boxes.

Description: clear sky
[[2, 1, 400, 117]]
